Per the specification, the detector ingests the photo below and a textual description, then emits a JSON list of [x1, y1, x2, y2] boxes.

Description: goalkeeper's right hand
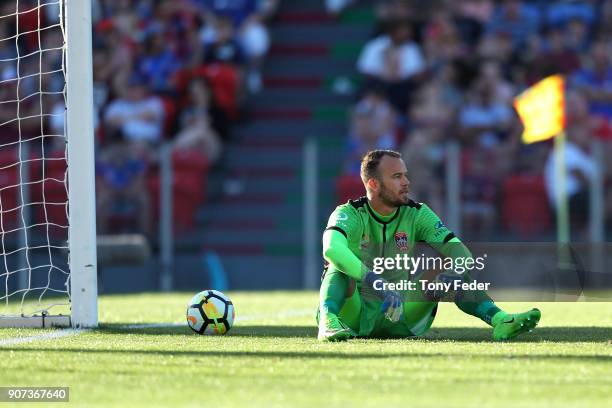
[[364, 272, 403, 323]]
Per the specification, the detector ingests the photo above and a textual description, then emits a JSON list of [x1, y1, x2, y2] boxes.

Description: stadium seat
[[0, 149, 20, 230], [336, 174, 364, 204], [174, 64, 240, 119], [148, 149, 210, 232], [501, 174, 552, 237], [32, 151, 69, 235], [160, 96, 179, 138]]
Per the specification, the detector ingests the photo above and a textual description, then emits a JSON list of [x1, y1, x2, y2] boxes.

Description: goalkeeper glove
[[364, 272, 403, 323]]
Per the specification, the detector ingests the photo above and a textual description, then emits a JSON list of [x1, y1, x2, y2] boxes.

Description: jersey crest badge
[[394, 232, 408, 251]]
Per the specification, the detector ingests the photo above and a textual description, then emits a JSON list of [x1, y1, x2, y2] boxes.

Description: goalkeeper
[[318, 150, 540, 341]]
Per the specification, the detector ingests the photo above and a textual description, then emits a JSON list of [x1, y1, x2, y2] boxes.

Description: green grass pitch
[[1, 292, 611, 407]]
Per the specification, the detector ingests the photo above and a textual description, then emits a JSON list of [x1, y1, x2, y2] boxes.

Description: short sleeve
[[415, 204, 455, 244], [325, 205, 362, 241]]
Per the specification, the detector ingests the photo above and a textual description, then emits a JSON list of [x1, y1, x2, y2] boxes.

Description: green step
[[313, 106, 348, 121], [331, 42, 363, 60], [340, 8, 376, 24]]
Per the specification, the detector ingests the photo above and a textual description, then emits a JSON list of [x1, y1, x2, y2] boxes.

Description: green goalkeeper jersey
[[324, 196, 458, 278]]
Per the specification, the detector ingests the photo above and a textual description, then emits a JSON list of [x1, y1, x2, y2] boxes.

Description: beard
[[378, 181, 409, 208]]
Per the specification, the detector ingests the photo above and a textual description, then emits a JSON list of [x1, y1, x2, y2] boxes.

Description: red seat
[[0, 149, 20, 230], [0, 149, 67, 237], [174, 64, 240, 119], [31, 151, 68, 235], [148, 149, 210, 232], [501, 174, 552, 237], [336, 174, 364, 204], [160, 96, 178, 138]]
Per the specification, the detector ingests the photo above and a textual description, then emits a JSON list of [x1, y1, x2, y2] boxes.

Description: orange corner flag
[[513, 74, 565, 144]]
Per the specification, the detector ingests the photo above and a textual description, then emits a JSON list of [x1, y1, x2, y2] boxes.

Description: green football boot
[[493, 308, 541, 341], [317, 311, 356, 342]]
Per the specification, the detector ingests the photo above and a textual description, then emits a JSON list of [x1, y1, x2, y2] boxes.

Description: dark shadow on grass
[[2, 346, 611, 363], [423, 326, 612, 343], [97, 324, 612, 343]]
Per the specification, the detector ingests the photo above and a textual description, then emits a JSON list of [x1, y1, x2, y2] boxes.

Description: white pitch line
[[0, 328, 86, 346]]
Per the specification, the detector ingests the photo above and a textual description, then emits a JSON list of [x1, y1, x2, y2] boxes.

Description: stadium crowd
[[91, 0, 280, 235], [339, 0, 612, 239], [1, 0, 280, 236]]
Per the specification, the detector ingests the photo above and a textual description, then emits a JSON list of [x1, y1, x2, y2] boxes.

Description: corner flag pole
[[554, 131, 570, 243], [554, 131, 575, 299]]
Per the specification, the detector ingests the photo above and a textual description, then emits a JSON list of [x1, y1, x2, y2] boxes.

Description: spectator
[[202, 16, 246, 65], [401, 128, 445, 212], [453, 0, 494, 46], [409, 63, 462, 129], [544, 122, 596, 226], [402, 63, 462, 210], [136, 30, 182, 93], [173, 78, 223, 163], [529, 27, 581, 80], [476, 31, 515, 66], [546, 0, 595, 28], [485, 0, 540, 50], [375, 0, 415, 26], [344, 90, 397, 175], [461, 148, 497, 237], [198, 0, 274, 92], [96, 128, 151, 235], [357, 19, 426, 112], [572, 39, 612, 122], [357, 19, 425, 82], [93, 23, 134, 96], [458, 79, 513, 149], [478, 60, 515, 104], [239, 15, 270, 92], [423, 10, 466, 71], [104, 73, 166, 150], [199, 0, 258, 27], [564, 18, 591, 54]]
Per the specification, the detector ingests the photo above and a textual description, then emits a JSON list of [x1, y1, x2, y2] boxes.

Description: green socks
[[319, 269, 349, 315], [456, 300, 503, 327]]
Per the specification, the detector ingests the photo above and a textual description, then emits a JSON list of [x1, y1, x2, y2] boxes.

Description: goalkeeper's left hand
[[364, 272, 403, 323], [380, 290, 403, 322]]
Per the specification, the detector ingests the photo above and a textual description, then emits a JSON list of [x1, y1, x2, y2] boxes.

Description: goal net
[[0, 0, 97, 328]]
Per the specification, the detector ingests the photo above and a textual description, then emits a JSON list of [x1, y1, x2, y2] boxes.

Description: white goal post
[[0, 0, 97, 328]]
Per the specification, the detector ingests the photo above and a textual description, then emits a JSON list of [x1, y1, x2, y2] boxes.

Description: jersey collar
[[366, 201, 400, 225]]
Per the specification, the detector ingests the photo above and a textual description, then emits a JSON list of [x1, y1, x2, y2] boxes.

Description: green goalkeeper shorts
[[337, 282, 438, 338]]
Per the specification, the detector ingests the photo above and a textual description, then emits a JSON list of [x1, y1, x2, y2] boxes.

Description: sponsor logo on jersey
[[331, 212, 349, 229], [434, 221, 449, 237], [335, 213, 348, 221], [394, 232, 408, 251]]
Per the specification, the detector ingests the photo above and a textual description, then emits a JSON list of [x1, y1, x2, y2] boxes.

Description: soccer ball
[[186, 290, 235, 335]]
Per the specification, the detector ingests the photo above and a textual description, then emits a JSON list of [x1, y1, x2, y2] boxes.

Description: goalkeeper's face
[[375, 156, 411, 207]]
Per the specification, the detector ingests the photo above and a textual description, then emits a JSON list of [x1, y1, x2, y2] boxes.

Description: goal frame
[[65, 0, 98, 329], [0, 0, 98, 329]]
